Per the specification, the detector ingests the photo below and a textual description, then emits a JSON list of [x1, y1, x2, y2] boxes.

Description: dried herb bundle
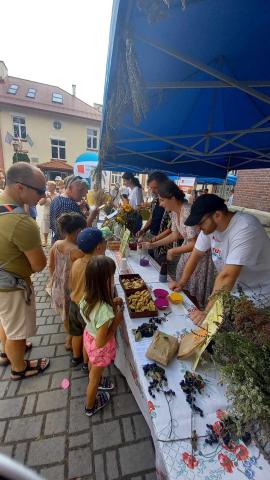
[[211, 291, 270, 462]]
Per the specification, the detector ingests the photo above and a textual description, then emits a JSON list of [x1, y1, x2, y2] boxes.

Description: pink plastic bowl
[[153, 288, 169, 298], [155, 298, 169, 310]]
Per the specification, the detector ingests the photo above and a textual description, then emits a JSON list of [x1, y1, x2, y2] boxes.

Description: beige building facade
[[0, 61, 101, 177]]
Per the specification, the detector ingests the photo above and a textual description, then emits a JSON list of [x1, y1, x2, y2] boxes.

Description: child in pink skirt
[[80, 256, 124, 416]]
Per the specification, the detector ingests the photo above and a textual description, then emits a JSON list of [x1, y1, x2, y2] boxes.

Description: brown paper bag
[[146, 331, 179, 366], [177, 326, 207, 359]]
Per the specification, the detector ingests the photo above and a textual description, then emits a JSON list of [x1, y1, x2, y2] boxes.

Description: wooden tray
[[125, 288, 158, 319], [119, 274, 146, 292]]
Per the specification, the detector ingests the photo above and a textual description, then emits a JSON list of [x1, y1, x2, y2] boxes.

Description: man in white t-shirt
[[169, 194, 270, 324]]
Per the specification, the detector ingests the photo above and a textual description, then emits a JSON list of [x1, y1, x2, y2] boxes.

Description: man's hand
[[166, 248, 178, 261], [189, 308, 206, 325]]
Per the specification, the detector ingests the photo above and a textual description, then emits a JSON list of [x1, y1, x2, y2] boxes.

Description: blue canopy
[[100, 0, 270, 179]]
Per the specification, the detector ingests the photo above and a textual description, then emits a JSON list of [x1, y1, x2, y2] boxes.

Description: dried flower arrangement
[[210, 291, 270, 463]]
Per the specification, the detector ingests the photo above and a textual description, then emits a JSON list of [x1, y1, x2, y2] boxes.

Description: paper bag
[[146, 331, 179, 366], [177, 326, 207, 359]]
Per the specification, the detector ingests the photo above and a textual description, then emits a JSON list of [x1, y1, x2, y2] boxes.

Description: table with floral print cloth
[[107, 249, 269, 480]]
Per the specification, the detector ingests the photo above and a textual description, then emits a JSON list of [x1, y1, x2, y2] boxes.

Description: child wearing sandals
[[80, 256, 124, 416], [68, 228, 107, 369], [49, 213, 86, 350]]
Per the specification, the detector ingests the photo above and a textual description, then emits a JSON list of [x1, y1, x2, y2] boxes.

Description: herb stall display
[[210, 292, 270, 463]]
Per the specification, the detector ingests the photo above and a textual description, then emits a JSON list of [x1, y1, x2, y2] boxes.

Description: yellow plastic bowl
[[168, 292, 183, 304]]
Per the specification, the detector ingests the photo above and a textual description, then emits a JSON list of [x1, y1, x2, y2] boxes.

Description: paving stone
[[69, 397, 91, 433], [23, 394, 36, 415], [1, 365, 11, 380], [5, 381, 19, 398], [113, 393, 140, 416], [36, 389, 68, 412], [36, 317, 47, 326], [48, 356, 70, 372], [109, 364, 121, 376], [0, 445, 13, 456], [131, 477, 143, 480], [36, 324, 59, 335], [53, 315, 63, 324], [0, 397, 24, 419], [94, 453, 106, 480], [0, 420, 6, 441], [28, 436, 65, 466], [50, 371, 69, 389], [46, 316, 53, 325], [102, 402, 113, 420], [0, 381, 9, 399], [13, 442, 28, 463], [40, 464, 65, 480], [41, 334, 50, 345], [36, 302, 48, 310], [5, 415, 43, 442], [27, 335, 42, 347], [122, 417, 134, 442], [133, 414, 151, 439], [55, 344, 69, 356], [119, 440, 155, 476], [69, 432, 90, 448], [145, 472, 157, 480], [44, 410, 67, 435], [68, 445, 93, 478], [71, 376, 88, 397], [71, 369, 87, 379], [50, 333, 67, 344], [27, 345, 55, 360], [115, 375, 127, 393], [42, 308, 55, 316], [106, 450, 119, 480], [18, 373, 50, 395], [58, 324, 65, 333], [93, 419, 122, 450]]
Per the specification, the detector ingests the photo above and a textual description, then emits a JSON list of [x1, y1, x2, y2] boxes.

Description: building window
[[51, 139, 66, 160], [26, 88, 36, 98], [87, 128, 98, 150], [52, 93, 63, 104], [13, 116, 26, 139], [7, 84, 18, 95], [53, 120, 62, 130], [111, 172, 122, 185]]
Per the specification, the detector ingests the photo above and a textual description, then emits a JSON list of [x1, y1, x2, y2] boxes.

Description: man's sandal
[[0, 342, 33, 367], [10, 358, 50, 381]]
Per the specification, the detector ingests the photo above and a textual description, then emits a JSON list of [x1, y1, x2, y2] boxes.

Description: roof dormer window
[[52, 93, 63, 104], [26, 88, 37, 98], [7, 84, 18, 95]]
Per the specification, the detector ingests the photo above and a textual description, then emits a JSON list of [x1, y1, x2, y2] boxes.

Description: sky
[[0, 0, 113, 106]]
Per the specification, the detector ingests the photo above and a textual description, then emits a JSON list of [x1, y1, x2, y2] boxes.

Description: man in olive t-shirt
[[0, 162, 49, 380]]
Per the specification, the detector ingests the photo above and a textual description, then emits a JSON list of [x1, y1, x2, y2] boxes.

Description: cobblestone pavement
[[0, 269, 156, 480]]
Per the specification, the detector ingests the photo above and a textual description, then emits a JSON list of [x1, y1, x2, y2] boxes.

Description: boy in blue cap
[[69, 228, 106, 368]]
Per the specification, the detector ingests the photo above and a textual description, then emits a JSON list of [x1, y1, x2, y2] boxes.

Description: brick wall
[[233, 168, 270, 212]]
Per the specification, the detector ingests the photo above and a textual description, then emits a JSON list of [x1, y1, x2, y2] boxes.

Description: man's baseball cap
[[185, 194, 226, 226], [77, 228, 104, 253]]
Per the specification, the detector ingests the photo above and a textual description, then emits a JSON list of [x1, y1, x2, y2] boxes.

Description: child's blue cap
[[77, 228, 104, 253]]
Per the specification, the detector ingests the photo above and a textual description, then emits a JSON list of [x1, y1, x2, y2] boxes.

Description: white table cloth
[[108, 249, 269, 480]]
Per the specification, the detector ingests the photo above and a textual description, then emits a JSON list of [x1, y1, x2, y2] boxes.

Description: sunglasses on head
[[65, 175, 83, 187], [18, 182, 46, 196]]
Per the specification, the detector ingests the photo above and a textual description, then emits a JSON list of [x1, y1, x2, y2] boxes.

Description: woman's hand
[[113, 297, 123, 307], [166, 248, 179, 261], [189, 308, 206, 325], [140, 241, 151, 250], [168, 280, 184, 291]]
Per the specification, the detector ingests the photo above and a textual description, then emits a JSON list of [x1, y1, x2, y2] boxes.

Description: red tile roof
[[0, 76, 101, 122], [38, 160, 73, 171]]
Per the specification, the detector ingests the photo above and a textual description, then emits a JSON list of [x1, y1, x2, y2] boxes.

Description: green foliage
[[13, 152, 30, 163]]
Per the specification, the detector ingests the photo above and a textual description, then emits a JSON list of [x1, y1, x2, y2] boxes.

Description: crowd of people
[[0, 162, 270, 417]]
